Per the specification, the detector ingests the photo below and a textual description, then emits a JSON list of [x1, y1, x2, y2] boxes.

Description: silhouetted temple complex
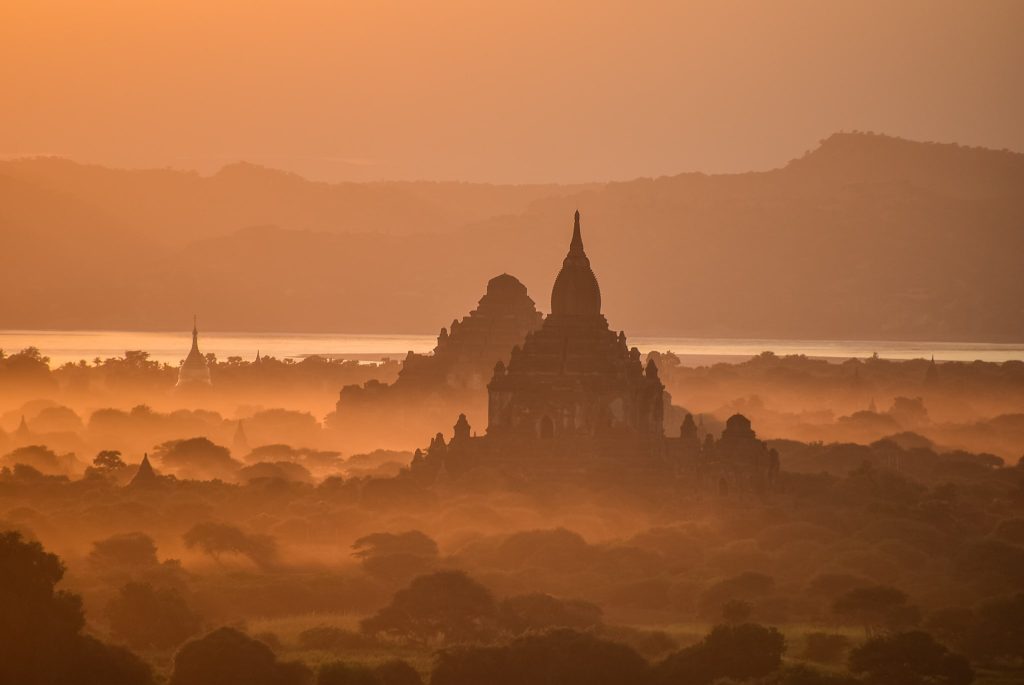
[[412, 212, 778, 493]]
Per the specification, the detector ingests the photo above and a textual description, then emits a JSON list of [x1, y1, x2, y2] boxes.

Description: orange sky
[[2, 0, 1021, 183]]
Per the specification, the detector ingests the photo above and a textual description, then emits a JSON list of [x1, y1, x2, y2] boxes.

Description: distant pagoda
[[176, 316, 212, 387]]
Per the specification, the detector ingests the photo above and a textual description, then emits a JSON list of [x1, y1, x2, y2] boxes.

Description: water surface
[[1, 330, 1020, 368]]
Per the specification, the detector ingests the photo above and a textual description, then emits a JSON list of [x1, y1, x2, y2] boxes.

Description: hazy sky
[[2, 1, 1021, 183]]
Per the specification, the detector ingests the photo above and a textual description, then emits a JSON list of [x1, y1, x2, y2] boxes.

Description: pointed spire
[[128, 453, 158, 488], [569, 209, 585, 256]]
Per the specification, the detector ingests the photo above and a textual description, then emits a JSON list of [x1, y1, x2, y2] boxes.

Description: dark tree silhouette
[[653, 623, 786, 685], [360, 570, 497, 644], [317, 662, 378, 685], [832, 585, 921, 637], [297, 625, 374, 651], [85, 449, 127, 479], [89, 531, 159, 569], [497, 593, 603, 634], [962, 593, 1024, 664], [430, 629, 649, 685], [351, 531, 439, 582], [721, 598, 753, 624], [169, 627, 312, 685], [848, 631, 974, 685], [106, 581, 203, 650], [352, 531, 438, 560], [0, 530, 153, 684], [801, 632, 851, 664], [155, 436, 240, 480], [372, 660, 422, 685], [183, 521, 278, 569]]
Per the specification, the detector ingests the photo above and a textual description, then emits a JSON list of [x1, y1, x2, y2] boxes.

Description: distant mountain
[[2, 133, 1022, 342]]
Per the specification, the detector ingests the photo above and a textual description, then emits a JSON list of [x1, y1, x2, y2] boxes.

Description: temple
[[411, 211, 778, 494], [176, 316, 212, 388], [487, 210, 664, 441], [327, 274, 544, 446]]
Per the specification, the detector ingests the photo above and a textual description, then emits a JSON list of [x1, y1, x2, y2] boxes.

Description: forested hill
[[1, 132, 1021, 342]]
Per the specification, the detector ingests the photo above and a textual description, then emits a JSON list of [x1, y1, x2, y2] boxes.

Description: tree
[[1, 444, 80, 476], [373, 660, 422, 685], [169, 627, 311, 685], [698, 571, 775, 616], [801, 632, 851, 664], [431, 629, 649, 685], [314, 660, 421, 685], [0, 530, 153, 684], [360, 570, 498, 644], [297, 626, 373, 651], [93, 450, 126, 474], [183, 522, 278, 569], [832, 585, 920, 637], [848, 631, 973, 685], [962, 593, 1024, 664], [317, 663, 378, 685], [154, 437, 240, 480], [721, 598, 753, 624], [89, 532, 159, 570], [350, 530, 439, 582], [498, 593, 603, 634], [653, 623, 786, 685], [352, 531, 438, 560], [106, 582, 203, 650]]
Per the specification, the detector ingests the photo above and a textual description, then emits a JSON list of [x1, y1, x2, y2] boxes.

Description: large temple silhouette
[[411, 211, 779, 492]]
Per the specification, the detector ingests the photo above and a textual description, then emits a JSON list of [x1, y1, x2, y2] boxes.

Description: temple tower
[[487, 211, 664, 439], [176, 316, 212, 387]]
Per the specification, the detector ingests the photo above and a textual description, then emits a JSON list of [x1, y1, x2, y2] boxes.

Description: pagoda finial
[[569, 209, 584, 256]]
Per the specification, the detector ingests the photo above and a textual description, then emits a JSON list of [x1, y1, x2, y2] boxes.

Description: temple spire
[[569, 209, 585, 256]]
